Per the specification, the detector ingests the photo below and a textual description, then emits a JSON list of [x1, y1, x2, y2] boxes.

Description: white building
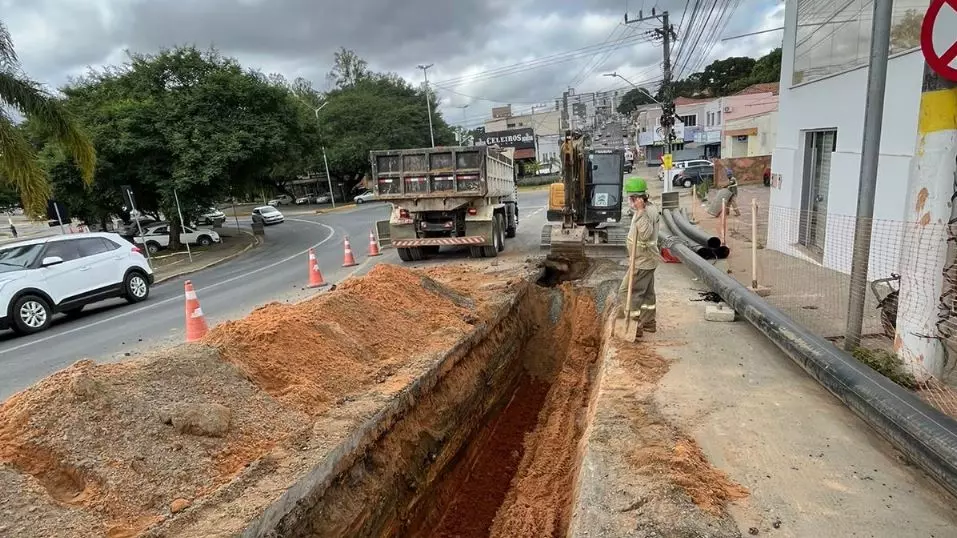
[[769, 0, 928, 270]]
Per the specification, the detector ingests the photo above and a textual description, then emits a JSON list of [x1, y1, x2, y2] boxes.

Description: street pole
[[894, 68, 957, 378], [172, 188, 193, 263], [322, 147, 336, 209], [455, 104, 469, 144], [843, 0, 893, 352], [52, 202, 65, 234], [418, 64, 436, 147], [625, 8, 675, 193]]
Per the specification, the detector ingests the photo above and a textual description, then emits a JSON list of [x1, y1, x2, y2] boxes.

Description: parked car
[[315, 194, 331, 204], [133, 224, 222, 254], [623, 161, 634, 174], [0, 233, 153, 334], [199, 207, 227, 226], [673, 165, 714, 189], [267, 194, 295, 206], [295, 194, 316, 205], [658, 159, 713, 181], [251, 205, 284, 225], [353, 191, 376, 204]]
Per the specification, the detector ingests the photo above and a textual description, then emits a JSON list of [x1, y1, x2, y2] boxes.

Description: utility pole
[[455, 104, 469, 145], [561, 90, 569, 131], [626, 8, 676, 193], [843, 0, 893, 351], [418, 64, 436, 147]]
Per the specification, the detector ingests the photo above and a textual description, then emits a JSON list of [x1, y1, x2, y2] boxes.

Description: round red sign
[[921, 0, 957, 82]]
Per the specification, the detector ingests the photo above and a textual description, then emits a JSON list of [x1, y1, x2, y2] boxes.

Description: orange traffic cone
[[342, 237, 358, 267], [184, 280, 209, 342], [367, 230, 381, 257], [308, 248, 327, 288]]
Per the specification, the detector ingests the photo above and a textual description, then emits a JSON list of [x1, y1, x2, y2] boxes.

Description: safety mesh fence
[[696, 193, 957, 418]]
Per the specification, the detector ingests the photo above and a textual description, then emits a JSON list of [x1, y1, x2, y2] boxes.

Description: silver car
[[251, 205, 284, 225]]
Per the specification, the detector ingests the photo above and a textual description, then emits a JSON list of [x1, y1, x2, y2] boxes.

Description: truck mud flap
[[393, 236, 486, 248], [375, 220, 392, 248]]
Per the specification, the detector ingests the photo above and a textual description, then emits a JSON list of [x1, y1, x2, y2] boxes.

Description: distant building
[[721, 83, 779, 158], [482, 104, 562, 173]]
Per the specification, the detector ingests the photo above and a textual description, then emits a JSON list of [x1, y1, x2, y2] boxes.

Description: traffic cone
[[367, 230, 381, 257], [342, 237, 358, 267], [184, 280, 209, 342], [307, 248, 327, 288]]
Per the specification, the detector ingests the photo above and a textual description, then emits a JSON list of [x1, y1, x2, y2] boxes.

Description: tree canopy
[[36, 46, 323, 242], [0, 20, 96, 216], [616, 87, 658, 115], [663, 47, 782, 101]]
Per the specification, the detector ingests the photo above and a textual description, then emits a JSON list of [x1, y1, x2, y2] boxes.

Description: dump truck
[[370, 145, 518, 262], [541, 131, 628, 262]]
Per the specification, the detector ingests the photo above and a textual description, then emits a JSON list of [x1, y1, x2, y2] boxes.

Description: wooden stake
[[751, 198, 758, 289], [720, 198, 727, 245], [623, 236, 639, 337]]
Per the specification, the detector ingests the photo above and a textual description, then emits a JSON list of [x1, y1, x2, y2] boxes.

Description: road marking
[[0, 220, 336, 356]]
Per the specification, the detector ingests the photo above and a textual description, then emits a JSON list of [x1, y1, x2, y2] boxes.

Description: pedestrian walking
[[619, 178, 660, 338], [7, 217, 16, 239]]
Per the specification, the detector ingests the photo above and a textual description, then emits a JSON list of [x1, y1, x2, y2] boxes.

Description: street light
[[454, 104, 469, 144], [418, 64, 436, 147], [294, 95, 338, 209], [603, 72, 661, 104]]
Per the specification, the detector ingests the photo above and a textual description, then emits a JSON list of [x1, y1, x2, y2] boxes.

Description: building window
[[793, 0, 928, 85], [716, 111, 721, 125], [679, 114, 697, 127]]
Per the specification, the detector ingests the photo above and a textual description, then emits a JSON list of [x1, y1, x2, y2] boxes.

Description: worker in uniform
[[725, 168, 742, 216], [619, 178, 660, 338]]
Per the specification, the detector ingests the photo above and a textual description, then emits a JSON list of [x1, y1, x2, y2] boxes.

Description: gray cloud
[[2, 0, 785, 127]]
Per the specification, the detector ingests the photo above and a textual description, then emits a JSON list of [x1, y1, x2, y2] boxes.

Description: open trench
[[263, 270, 612, 538]]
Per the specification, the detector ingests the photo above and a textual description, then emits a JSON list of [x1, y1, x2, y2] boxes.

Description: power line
[[433, 33, 656, 87]]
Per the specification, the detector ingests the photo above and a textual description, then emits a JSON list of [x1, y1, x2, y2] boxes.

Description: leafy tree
[[890, 10, 922, 51], [0, 20, 96, 216], [327, 47, 370, 89], [700, 56, 757, 97], [318, 55, 455, 194], [617, 88, 658, 115], [39, 46, 322, 247]]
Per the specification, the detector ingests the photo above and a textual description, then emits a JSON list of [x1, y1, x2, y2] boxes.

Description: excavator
[[541, 130, 628, 262]]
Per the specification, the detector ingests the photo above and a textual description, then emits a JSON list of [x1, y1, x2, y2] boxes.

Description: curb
[[154, 230, 261, 284]]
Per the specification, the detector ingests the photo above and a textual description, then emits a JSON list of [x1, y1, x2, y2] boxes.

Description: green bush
[[852, 348, 918, 389]]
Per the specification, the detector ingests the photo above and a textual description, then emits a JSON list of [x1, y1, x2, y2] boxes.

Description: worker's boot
[[643, 320, 657, 333], [634, 324, 644, 339]]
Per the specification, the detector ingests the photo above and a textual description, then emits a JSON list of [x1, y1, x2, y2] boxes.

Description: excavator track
[[541, 224, 627, 260]]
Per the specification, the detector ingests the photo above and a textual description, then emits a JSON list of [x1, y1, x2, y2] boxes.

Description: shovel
[[616, 235, 639, 343]]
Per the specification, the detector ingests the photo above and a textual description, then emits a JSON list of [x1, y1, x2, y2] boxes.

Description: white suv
[[0, 233, 153, 335]]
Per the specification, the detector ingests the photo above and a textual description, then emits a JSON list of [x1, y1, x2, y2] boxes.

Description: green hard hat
[[625, 177, 647, 194]]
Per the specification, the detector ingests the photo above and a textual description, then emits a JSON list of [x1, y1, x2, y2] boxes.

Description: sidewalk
[[150, 230, 259, 282], [573, 260, 957, 536]]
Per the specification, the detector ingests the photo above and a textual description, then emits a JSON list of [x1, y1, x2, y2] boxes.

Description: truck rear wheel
[[495, 214, 505, 252], [398, 248, 414, 262], [481, 217, 501, 257]]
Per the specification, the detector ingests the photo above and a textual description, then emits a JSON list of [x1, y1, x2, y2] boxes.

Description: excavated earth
[[0, 260, 748, 537]]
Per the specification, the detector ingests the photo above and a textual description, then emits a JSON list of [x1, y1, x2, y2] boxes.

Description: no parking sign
[[921, 0, 957, 81]]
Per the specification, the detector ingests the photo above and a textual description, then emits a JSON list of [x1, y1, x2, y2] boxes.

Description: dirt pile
[[205, 264, 483, 416], [0, 263, 504, 537]]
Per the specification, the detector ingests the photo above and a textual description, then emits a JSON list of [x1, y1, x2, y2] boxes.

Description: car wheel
[[683, 179, 693, 188], [124, 271, 150, 303], [356, 198, 365, 204], [197, 235, 213, 247], [11, 294, 52, 334], [145, 241, 161, 255]]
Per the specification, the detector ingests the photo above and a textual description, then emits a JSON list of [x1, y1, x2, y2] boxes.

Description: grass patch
[[852, 347, 918, 389]]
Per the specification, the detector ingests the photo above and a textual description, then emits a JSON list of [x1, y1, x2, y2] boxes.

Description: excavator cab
[[542, 130, 629, 261]]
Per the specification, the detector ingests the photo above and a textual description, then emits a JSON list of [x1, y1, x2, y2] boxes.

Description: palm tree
[[0, 21, 95, 215]]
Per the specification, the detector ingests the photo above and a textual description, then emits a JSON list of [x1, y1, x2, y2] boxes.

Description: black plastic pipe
[[671, 208, 722, 249], [661, 234, 957, 499], [661, 209, 715, 260]]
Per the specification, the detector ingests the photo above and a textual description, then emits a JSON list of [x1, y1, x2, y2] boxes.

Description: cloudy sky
[[2, 0, 784, 129]]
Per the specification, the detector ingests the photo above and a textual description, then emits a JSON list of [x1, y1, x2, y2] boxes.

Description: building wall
[[768, 0, 924, 278], [484, 110, 561, 136], [724, 92, 778, 121], [723, 111, 778, 157]]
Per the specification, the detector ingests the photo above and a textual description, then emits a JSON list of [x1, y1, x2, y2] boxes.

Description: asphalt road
[[0, 190, 550, 400]]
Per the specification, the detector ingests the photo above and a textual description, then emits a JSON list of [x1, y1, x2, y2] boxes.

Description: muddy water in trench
[[404, 284, 604, 538]]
